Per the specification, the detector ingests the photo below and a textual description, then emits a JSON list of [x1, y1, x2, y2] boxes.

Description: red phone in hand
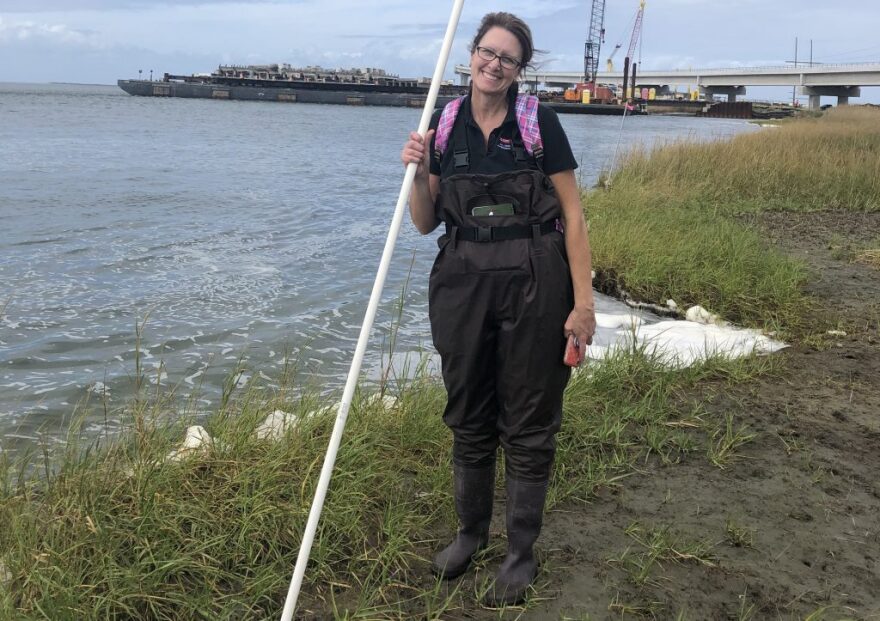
[[564, 334, 583, 367]]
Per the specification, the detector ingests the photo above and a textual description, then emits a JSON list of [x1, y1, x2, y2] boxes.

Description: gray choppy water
[[0, 82, 757, 451]]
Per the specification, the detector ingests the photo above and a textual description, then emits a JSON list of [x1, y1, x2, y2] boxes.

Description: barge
[[118, 63, 465, 108], [117, 63, 638, 114]]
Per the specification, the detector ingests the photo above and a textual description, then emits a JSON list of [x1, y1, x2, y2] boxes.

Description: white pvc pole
[[279, 1, 466, 618], [605, 103, 630, 188]]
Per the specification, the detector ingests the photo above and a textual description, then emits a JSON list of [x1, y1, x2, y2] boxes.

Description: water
[[0, 82, 758, 451]]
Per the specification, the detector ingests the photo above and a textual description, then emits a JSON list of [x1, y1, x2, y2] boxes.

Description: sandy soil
[[428, 210, 880, 620]]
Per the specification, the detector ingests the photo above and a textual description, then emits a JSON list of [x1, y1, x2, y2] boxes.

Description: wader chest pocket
[[472, 203, 514, 216], [466, 194, 519, 216]]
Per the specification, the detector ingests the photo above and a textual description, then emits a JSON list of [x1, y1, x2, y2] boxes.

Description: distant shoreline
[[0, 81, 115, 87], [49, 81, 116, 86]]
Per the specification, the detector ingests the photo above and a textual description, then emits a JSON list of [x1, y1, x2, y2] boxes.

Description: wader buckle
[[476, 226, 494, 242], [531, 223, 542, 243]]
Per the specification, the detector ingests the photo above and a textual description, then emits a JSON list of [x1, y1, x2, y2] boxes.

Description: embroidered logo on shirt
[[497, 137, 512, 151]]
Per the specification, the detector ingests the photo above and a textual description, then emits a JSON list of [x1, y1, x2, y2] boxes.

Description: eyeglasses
[[474, 46, 521, 70]]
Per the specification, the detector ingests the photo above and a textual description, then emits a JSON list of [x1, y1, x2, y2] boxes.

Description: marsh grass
[[706, 412, 756, 469], [588, 106, 880, 334], [588, 195, 808, 331], [606, 107, 880, 213], [0, 337, 773, 619]]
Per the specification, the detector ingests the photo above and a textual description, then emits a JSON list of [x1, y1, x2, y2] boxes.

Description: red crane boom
[[626, 1, 646, 63]]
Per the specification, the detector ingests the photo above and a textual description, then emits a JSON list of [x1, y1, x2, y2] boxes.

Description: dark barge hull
[[118, 79, 461, 108], [543, 101, 633, 115]]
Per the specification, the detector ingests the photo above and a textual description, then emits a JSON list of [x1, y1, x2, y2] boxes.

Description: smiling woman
[[400, 10, 596, 607]]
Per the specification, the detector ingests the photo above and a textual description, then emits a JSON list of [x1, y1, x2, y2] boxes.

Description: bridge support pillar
[[801, 86, 860, 109], [701, 86, 746, 102]]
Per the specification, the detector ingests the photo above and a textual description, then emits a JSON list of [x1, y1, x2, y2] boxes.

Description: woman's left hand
[[564, 306, 596, 360]]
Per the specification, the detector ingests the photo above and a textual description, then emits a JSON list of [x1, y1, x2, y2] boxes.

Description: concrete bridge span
[[454, 63, 880, 108]]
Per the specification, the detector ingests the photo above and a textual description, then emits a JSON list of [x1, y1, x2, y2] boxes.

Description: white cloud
[[0, 16, 103, 48]]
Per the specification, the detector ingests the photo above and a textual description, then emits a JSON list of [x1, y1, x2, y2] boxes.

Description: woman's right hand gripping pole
[[401, 130, 440, 235]]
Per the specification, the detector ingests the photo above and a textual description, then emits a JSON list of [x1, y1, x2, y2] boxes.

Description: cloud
[[0, 0, 569, 14], [0, 0, 302, 11], [340, 22, 449, 40], [0, 16, 103, 48]]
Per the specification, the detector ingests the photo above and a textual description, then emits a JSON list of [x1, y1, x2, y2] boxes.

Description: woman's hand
[[401, 129, 435, 180], [401, 130, 441, 234], [564, 306, 596, 361]]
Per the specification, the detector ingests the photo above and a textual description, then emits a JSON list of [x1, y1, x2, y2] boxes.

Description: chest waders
[[428, 97, 573, 604], [430, 168, 573, 479]]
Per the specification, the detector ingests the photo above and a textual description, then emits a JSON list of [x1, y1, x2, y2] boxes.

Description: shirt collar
[[463, 87, 519, 129]]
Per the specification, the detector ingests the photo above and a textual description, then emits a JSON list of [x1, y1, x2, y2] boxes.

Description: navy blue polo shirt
[[429, 89, 578, 179]]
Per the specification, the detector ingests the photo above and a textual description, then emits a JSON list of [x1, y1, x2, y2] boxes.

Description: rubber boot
[[431, 462, 495, 579], [483, 476, 548, 606]]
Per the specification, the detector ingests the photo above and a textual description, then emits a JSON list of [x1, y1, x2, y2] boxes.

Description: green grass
[[588, 192, 808, 332], [0, 344, 775, 620], [588, 106, 880, 335], [605, 107, 880, 214], [608, 521, 717, 587]]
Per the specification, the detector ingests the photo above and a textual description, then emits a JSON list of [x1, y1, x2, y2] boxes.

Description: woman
[[401, 12, 596, 605]]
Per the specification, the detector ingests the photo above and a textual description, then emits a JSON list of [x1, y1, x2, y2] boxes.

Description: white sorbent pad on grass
[[588, 312, 786, 368]]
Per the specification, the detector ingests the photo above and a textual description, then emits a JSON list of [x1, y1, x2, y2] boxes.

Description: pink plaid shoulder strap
[[434, 94, 543, 160], [434, 96, 465, 158], [514, 94, 543, 158]]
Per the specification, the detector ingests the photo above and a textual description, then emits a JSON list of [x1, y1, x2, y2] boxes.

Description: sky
[[1, 0, 879, 104]]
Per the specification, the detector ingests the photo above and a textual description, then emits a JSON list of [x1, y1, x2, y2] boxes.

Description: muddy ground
[[427, 211, 880, 620]]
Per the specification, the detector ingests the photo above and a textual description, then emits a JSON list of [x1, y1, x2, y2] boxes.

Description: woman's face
[[470, 26, 523, 98]]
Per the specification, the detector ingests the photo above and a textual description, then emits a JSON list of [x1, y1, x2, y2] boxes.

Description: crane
[[606, 1, 646, 72], [583, 0, 606, 87], [625, 1, 646, 66], [606, 43, 622, 73]]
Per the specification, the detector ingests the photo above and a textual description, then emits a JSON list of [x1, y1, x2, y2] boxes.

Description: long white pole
[[279, 1, 466, 618], [605, 103, 630, 188]]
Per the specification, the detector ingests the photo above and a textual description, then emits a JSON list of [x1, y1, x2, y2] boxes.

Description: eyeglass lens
[[477, 47, 519, 69]]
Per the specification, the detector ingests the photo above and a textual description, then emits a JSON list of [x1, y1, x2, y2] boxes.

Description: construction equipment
[[583, 0, 606, 87], [564, 0, 607, 104], [606, 43, 622, 73], [563, 82, 615, 103], [625, 1, 646, 67], [606, 1, 646, 72]]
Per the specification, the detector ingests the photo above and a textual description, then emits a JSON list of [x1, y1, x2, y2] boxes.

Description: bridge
[[454, 63, 880, 109]]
